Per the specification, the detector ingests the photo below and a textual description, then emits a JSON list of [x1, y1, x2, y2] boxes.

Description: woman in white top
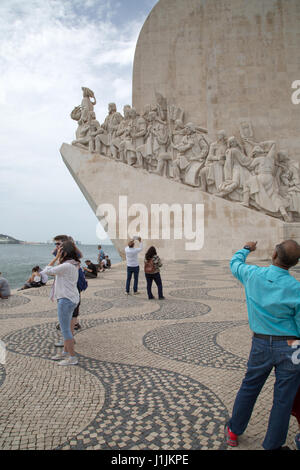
[[42, 241, 80, 366]]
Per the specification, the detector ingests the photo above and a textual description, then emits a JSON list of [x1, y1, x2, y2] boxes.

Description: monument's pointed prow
[[61, 0, 300, 260], [60, 143, 291, 261]]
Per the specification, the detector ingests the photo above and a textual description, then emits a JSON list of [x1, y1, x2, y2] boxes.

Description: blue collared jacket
[[230, 248, 300, 337]]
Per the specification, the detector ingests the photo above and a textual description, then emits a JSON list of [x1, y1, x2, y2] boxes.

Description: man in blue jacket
[[225, 240, 300, 450]]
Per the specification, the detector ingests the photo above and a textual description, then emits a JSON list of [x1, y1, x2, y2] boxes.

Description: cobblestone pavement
[[0, 260, 299, 450]]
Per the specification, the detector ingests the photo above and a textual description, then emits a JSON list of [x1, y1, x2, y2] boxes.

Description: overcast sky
[[0, 0, 158, 244]]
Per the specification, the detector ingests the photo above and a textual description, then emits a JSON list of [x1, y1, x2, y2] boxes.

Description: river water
[[0, 244, 122, 290]]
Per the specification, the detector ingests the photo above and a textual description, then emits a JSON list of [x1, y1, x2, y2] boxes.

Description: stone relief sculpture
[[70, 88, 300, 223]]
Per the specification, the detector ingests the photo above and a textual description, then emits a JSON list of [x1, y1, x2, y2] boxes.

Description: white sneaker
[[133, 291, 140, 295], [51, 352, 68, 361], [57, 357, 78, 366], [55, 339, 76, 347]]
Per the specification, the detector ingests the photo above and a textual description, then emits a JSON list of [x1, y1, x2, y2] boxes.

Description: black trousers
[[84, 272, 97, 279], [145, 272, 163, 299]]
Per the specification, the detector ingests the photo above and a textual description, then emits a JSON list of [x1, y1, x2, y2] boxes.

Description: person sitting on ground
[[0, 272, 11, 299], [83, 260, 98, 278], [19, 266, 48, 290], [144, 246, 164, 299], [98, 255, 111, 272], [98, 257, 106, 272], [104, 255, 111, 269], [37, 266, 48, 286]]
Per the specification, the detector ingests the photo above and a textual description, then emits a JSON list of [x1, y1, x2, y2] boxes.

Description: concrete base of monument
[[60, 143, 300, 261]]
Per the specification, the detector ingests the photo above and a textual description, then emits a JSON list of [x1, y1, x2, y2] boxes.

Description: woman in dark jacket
[[144, 246, 164, 300]]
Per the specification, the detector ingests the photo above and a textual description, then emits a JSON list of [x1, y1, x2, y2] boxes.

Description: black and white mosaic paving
[[0, 295, 31, 310], [143, 321, 248, 370], [168, 287, 246, 303], [0, 365, 5, 388], [1, 316, 228, 450], [0, 297, 114, 321], [57, 360, 228, 450]]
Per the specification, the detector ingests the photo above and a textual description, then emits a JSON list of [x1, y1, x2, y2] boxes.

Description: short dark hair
[[276, 241, 300, 268], [85, 260, 91, 263]]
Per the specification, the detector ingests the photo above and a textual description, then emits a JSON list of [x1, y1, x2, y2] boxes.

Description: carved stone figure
[[170, 123, 209, 185], [71, 88, 97, 151], [200, 130, 227, 193], [135, 111, 168, 171], [182, 124, 209, 187], [112, 105, 132, 161], [70, 87, 300, 223], [241, 142, 292, 221], [239, 119, 255, 157], [81, 87, 96, 122], [286, 156, 300, 215], [171, 128, 196, 182], [216, 137, 252, 200], [88, 112, 103, 153], [121, 108, 147, 166], [71, 109, 91, 150], [100, 103, 123, 157]]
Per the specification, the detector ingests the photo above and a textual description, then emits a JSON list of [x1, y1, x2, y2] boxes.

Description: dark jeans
[[84, 272, 97, 279], [72, 293, 81, 318], [145, 272, 163, 299], [228, 336, 300, 450], [292, 386, 300, 425], [126, 266, 139, 293]]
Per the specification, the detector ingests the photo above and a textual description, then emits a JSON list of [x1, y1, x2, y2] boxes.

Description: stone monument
[[60, 0, 300, 260]]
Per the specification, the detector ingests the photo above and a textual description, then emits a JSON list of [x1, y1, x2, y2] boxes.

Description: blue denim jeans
[[229, 336, 300, 449], [57, 298, 77, 341], [126, 266, 139, 293], [145, 272, 163, 299]]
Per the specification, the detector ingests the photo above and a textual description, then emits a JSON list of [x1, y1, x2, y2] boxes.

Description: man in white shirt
[[125, 237, 143, 295]]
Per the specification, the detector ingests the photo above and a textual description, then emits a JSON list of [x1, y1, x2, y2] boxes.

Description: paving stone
[[0, 260, 299, 450]]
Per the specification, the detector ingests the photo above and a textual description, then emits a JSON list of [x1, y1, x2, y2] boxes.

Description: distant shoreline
[[0, 242, 113, 246]]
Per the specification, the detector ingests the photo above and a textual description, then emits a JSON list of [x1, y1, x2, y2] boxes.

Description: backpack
[[144, 258, 156, 274], [77, 267, 88, 292]]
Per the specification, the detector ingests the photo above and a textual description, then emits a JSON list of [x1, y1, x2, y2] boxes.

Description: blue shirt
[[230, 249, 300, 337]]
